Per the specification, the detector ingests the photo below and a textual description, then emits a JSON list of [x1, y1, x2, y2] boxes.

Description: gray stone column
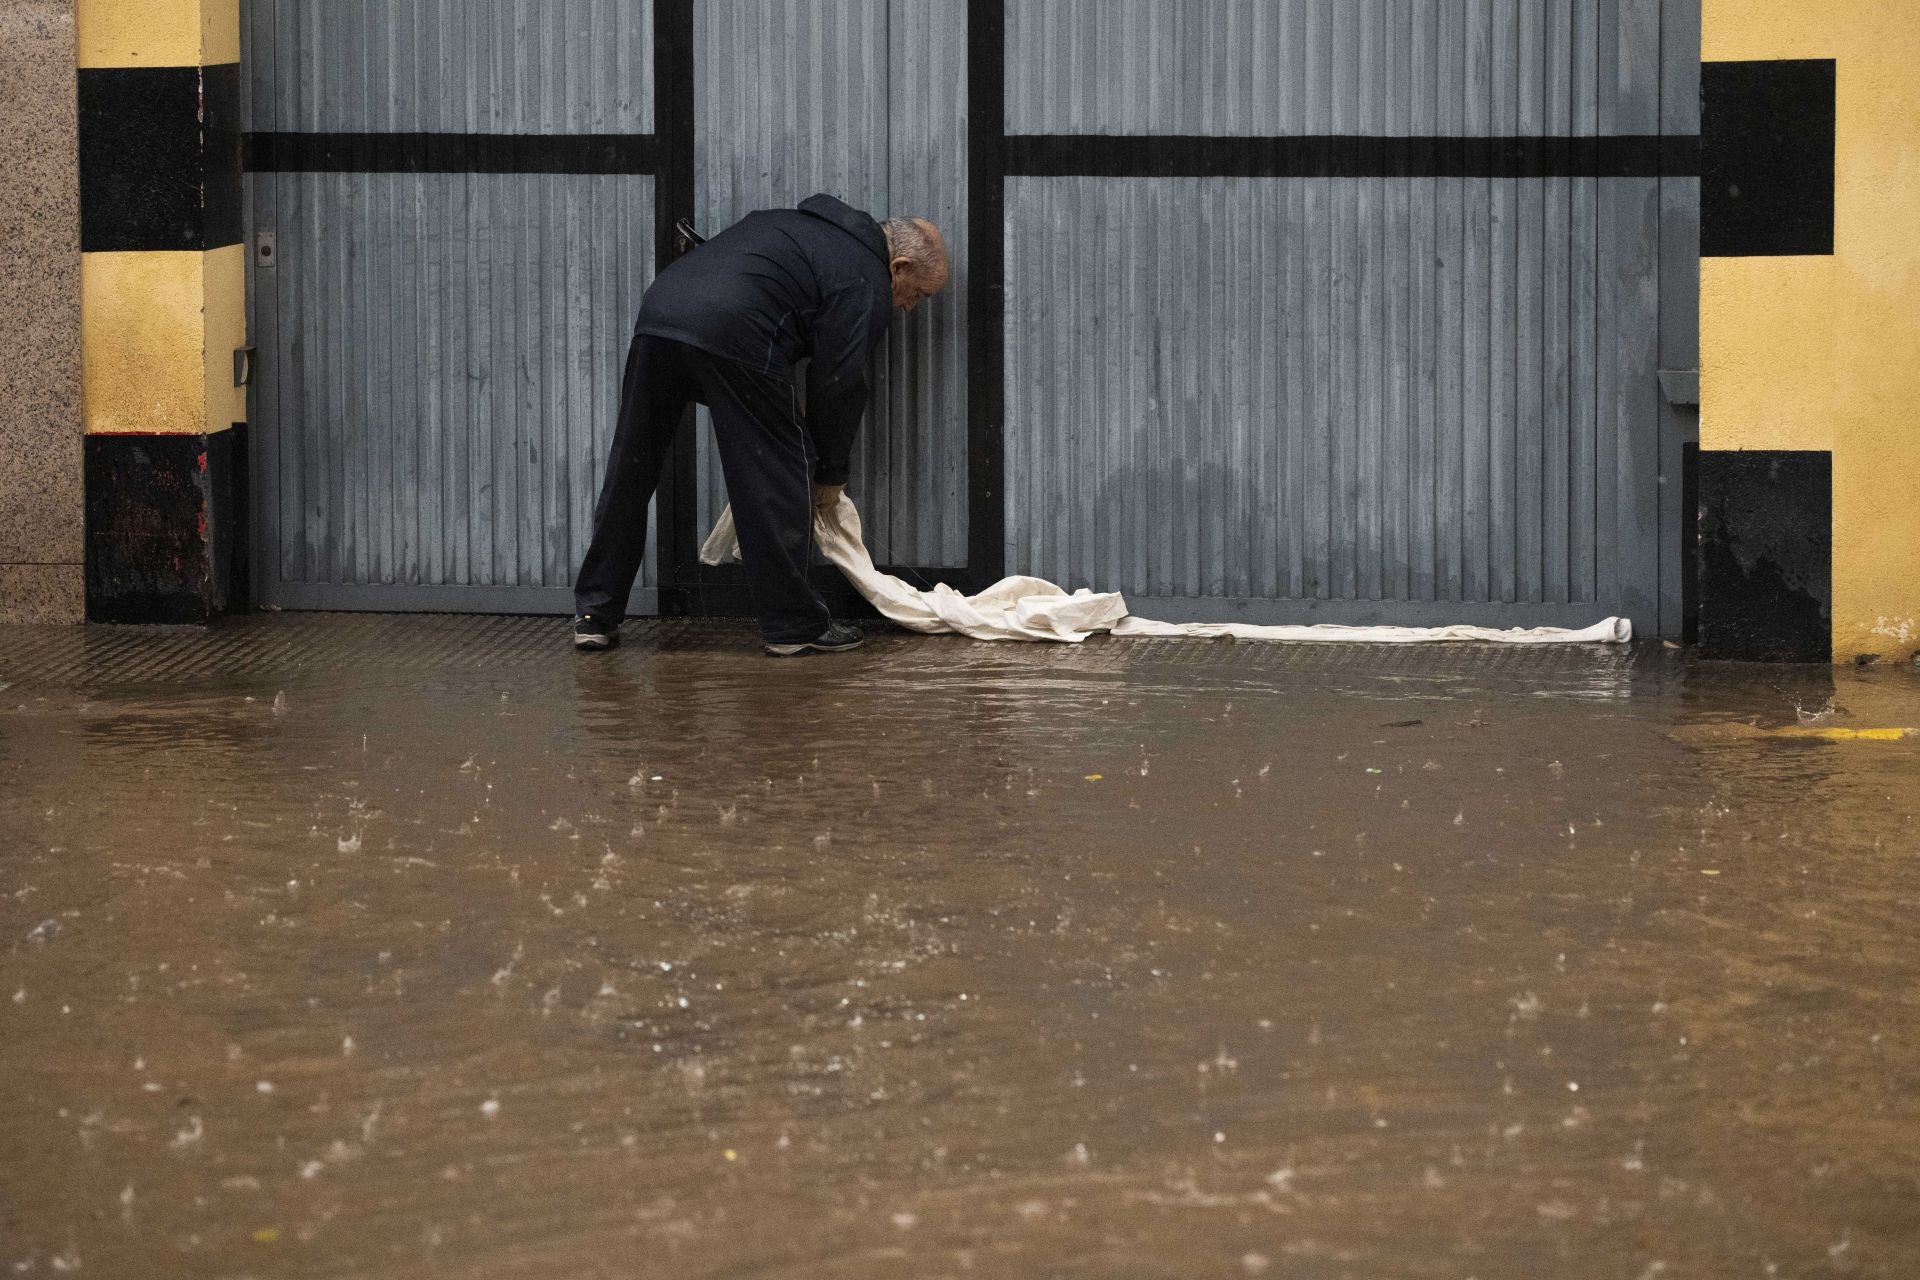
[[0, 1, 84, 624]]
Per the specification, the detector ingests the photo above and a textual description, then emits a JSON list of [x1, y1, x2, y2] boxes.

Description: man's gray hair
[[882, 216, 945, 269]]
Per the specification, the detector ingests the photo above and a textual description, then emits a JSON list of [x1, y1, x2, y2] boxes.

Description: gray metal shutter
[[1002, 0, 1697, 632], [245, 2, 659, 613]]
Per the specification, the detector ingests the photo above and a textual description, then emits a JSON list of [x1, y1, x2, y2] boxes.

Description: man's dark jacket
[[635, 193, 891, 487]]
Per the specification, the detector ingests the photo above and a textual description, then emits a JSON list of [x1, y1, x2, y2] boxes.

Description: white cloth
[[701, 498, 1631, 646]]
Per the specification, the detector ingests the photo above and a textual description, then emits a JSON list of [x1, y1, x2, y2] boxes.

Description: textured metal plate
[[0, 616, 1660, 689]]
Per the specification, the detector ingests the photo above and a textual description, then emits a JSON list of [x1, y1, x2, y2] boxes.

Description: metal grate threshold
[[0, 613, 1664, 689]]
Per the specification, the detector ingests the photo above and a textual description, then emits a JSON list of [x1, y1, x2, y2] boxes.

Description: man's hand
[[812, 483, 844, 512]]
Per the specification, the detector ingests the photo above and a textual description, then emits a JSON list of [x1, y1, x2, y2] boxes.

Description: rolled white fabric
[[1109, 615, 1634, 644], [701, 498, 1632, 646]]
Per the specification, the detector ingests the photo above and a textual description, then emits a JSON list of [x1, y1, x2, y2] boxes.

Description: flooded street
[[3, 617, 1918, 1279]]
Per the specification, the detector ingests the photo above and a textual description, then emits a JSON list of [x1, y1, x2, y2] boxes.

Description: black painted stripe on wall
[[1702, 59, 1836, 257], [651, 0, 701, 614], [1696, 450, 1832, 663], [240, 130, 1697, 184], [245, 132, 660, 175], [1007, 133, 1700, 180], [966, 0, 1007, 588], [79, 64, 242, 253], [203, 63, 242, 251]]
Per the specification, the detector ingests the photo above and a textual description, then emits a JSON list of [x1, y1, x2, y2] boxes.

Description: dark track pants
[[573, 334, 831, 643]]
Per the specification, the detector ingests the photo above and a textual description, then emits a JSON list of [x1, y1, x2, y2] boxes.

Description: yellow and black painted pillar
[[1699, 2, 1920, 664], [77, 0, 248, 623]]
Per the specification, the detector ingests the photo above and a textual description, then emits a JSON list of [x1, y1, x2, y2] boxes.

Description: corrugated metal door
[[689, 0, 971, 572], [1002, 0, 1697, 631], [245, 1, 1693, 630], [245, 2, 660, 613]]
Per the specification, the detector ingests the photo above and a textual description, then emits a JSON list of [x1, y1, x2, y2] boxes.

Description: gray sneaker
[[765, 621, 865, 657]]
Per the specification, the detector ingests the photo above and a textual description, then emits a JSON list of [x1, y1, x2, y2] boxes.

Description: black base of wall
[[86, 428, 249, 624], [1696, 449, 1831, 662]]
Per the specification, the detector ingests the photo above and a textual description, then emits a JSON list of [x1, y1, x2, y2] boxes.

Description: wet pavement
[[2, 615, 1918, 1280]]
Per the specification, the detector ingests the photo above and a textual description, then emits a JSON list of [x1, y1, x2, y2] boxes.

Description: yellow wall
[[200, 243, 248, 433], [76, 0, 238, 69], [82, 247, 247, 436], [1702, 1, 1920, 661]]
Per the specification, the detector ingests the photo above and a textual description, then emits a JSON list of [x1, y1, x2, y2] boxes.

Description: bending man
[[572, 194, 950, 656]]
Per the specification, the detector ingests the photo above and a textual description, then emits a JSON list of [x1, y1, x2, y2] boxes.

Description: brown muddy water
[[2, 618, 1918, 1279]]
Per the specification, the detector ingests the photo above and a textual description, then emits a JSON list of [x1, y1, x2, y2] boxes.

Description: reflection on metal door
[[245, 2, 660, 612]]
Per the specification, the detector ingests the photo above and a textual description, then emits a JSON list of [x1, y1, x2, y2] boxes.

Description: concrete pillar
[[0, 2, 86, 624]]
